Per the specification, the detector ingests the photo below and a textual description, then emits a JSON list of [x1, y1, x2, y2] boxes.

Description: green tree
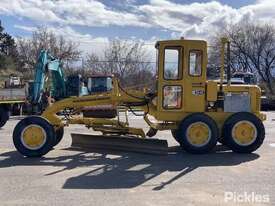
[[0, 20, 18, 71]]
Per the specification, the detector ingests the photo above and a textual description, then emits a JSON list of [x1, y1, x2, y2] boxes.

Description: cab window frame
[[188, 50, 203, 77], [162, 85, 183, 110], [163, 46, 183, 81]]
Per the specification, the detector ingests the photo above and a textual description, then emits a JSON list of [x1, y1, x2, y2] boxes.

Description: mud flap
[[71, 133, 168, 155]]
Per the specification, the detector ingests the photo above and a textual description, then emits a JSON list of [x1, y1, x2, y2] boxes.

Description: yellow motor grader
[[13, 38, 266, 157]]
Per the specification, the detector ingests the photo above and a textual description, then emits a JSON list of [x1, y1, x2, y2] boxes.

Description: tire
[[223, 112, 265, 153], [218, 130, 227, 145], [12, 104, 21, 116], [54, 127, 64, 146], [171, 129, 180, 144], [218, 137, 226, 145], [13, 116, 56, 157], [0, 107, 10, 128], [177, 113, 218, 154]]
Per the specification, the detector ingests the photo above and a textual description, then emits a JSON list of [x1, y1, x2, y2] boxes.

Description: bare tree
[[16, 27, 81, 78], [85, 53, 106, 74], [209, 22, 275, 94], [85, 39, 155, 88]]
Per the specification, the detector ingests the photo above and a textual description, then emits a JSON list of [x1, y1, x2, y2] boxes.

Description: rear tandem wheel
[[223, 112, 265, 153]]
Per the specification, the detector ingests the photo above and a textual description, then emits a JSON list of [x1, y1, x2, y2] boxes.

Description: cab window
[[189, 50, 202, 76], [164, 47, 182, 80], [163, 85, 182, 109]]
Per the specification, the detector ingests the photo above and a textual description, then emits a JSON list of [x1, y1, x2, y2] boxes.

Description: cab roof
[[155, 39, 207, 48]]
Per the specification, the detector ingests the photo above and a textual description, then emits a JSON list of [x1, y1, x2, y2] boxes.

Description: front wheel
[[223, 112, 265, 153], [177, 113, 219, 154], [13, 116, 56, 157]]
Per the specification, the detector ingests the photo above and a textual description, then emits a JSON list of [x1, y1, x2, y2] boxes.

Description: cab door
[[184, 42, 207, 112], [157, 42, 185, 120]]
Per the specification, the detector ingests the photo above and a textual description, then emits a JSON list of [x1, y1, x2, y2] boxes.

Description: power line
[[78, 40, 216, 47], [85, 60, 157, 64], [84, 60, 182, 64], [79, 41, 156, 46]]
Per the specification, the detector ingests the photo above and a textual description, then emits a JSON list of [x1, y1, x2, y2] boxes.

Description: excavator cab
[[65, 74, 91, 97], [87, 75, 112, 94]]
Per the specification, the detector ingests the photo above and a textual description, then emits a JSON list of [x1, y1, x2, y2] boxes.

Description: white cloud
[[138, 1, 241, 39], [0, 0, 63, 23], [137, 0, 275, 39], [240, 0, 275, 23], [44, 26, 157, 59], [45, 26, 110, 55], [0, 0, 149, 27], [14, 24, 37, 32], [3, 0, 275, 42], [14, 24, 110, 55]]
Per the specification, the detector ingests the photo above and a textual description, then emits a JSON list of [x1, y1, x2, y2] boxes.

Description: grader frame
[[13, 38, 266, 157]]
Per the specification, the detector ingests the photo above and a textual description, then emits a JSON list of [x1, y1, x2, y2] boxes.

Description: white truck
[[0, 75, 29, 128]]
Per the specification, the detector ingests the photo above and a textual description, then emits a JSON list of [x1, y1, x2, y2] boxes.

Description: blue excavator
[[0, 50, 114, 129], [29, 50, 86, 106], [28, 50, 113, 113]]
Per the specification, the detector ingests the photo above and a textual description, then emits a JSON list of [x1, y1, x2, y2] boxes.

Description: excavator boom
[[31, 50, 66, 104]]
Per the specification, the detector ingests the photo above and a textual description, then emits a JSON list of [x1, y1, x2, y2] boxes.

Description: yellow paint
[[186, 122, 210, 146], [232, 121, 257, 145], [22, 125, 46, 149], [30, 38, 265, 139], [207, 81, 218, 102]]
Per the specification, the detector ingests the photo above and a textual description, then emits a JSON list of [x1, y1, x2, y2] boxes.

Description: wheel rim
[[232, 120, 257, 146], [20, 124, 47, 150], [186, 122, 211, 147]]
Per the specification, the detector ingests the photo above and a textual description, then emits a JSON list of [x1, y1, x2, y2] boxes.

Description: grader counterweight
[[13, 38, 266, 157]]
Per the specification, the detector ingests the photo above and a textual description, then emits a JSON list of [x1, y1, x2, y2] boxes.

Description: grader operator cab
[[13, 38, 266, 157]]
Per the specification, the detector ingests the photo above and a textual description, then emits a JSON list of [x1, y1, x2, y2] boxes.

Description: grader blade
[[70, 133, 168, 155]]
